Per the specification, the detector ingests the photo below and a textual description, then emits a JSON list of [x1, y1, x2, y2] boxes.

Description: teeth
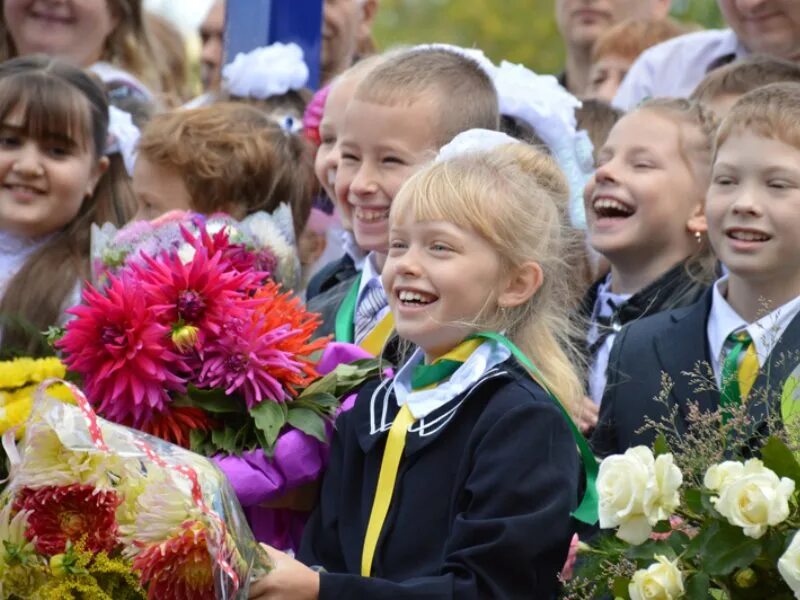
[[355, 207, 390, 222], [730, 230, 769, 242], [593, 198, 633, 215], [398, 290, 433, 303]]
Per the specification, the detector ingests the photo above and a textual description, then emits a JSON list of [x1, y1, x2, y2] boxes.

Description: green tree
[[373, 0, 724, 74]]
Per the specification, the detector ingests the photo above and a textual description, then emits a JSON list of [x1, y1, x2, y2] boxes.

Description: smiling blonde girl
[[248, 140, 595, 600]]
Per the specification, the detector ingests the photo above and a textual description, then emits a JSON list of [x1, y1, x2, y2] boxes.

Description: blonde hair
[[715, 82, 800, 154], [391, 144, 585, 416], [355, 48, 499, 146], [137, 103, 316, 236], [691, 55, 800, 109]]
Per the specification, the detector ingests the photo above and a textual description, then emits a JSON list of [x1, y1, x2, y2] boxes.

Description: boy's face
[[132, 157, 193, 221], [719, 0, 800, 61], [335, 96, 439, 254], [707, 129, 800, 292]]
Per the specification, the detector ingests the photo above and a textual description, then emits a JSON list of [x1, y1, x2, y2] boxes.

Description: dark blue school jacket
[[591, 290, 800, 457], [298, 360, 581, 599]]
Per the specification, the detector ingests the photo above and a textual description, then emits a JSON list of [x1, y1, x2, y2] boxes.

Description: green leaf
[[211, 427, 240, 454], [184, 385, 245, 414], [761, 436, 800, 483], [611, 576, 630, 600], [653, 433, 670, 457], [624, 539, 675, 561], [685, 573, 710, 600], [684, 488, 703, 514], [667, 530, 690, 555], [251, 401, 288, 449], [293, 392, 340, 416], [287, 407, 328, 443], [686, 521, 719, 559], [653, 520, 672, 533], [702, 522, 762, 576]]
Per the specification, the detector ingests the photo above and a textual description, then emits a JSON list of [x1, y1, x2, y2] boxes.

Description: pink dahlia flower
[[59, 274, 189, 426]]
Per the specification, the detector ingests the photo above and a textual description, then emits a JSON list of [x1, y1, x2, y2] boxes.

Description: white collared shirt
[[393, 340, 511, 420], [587, 276, 631, 405], [613, 29, 747, 110], [356, 251, 390, 324], [341, 230, 367, 271], [707, 277, 800, 387]]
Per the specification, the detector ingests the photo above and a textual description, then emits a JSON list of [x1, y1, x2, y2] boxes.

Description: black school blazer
[[591, 290, 800, 457]]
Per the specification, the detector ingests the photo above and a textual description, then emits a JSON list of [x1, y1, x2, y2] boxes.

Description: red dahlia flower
[[133, 521, 216, 600], [14, 484, 121, 556]]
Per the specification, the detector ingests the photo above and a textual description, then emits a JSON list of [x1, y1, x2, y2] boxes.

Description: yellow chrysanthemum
[[0, 357, 66, 391], [0, 379, 75, 439]]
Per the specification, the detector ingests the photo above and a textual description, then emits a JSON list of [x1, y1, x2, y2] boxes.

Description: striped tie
[[720, 330, 759, 421], [355, 284, 388, 345]]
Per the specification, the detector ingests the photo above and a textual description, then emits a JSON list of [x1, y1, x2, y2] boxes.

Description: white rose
[[779, 530, 800, 598], [629, 556, 684, 600], [710, 458, 795, 539], [598, 447, 682, 545], [704, 461, 745, 491]]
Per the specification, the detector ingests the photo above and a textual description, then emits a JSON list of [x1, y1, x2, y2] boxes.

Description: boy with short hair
[[308, 47, 499, 348]]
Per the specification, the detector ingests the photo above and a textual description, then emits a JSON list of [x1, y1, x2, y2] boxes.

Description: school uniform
[[306, 231, 365, 301], [298, 341, 581, 599], [578, 260, 709, 405], [591, 279, 800, 457]]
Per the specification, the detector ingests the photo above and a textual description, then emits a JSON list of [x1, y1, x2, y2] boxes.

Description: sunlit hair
[[355, 48, 499, 146], [137, 103, 316, 235], [691, 55, 800, 110], [391, 143, 585, 417], [0, 56, 133, 354], [0, 0, 163, 96], [591, 18, 693, 64], [715, 82, 800, 156]]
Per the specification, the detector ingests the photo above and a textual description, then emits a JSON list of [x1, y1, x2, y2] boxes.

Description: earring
[[694, 230, 702, 244]]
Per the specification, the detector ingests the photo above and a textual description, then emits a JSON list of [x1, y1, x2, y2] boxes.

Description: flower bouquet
[[0, 357, 76, 487], [59, 211, 380, 551], [564, 400, 800, 600], [0, 380, 270, 599]]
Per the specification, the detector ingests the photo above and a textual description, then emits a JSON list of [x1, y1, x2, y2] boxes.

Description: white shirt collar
[[393, 340, 512, 419], [708, 276, 800, 371], [357, 251, 384, 300], [341, 230, 367, 271]]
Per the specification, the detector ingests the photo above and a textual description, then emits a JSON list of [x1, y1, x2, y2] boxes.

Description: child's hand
[[248, 544, 320, 600], [576, 396, 599, 433]]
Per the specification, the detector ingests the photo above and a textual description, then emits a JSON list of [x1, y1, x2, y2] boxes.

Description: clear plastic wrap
[[0, 380, 270, 600]]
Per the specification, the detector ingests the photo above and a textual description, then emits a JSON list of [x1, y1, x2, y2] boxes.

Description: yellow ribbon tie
[[361, 403, 415, 577], [359, 312, 395, 356], [739, 342, 759, 401]]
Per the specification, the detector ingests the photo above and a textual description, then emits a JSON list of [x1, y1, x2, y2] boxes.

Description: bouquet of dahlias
[[564, 395, 800, 600], [0, 380, 270, 599], [59, 210, 379, 551]]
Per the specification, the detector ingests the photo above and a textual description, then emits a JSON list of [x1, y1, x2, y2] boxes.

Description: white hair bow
[[105, 105, 140, 176], [222, 42, 309, 100], [436, 129, 520, 163]]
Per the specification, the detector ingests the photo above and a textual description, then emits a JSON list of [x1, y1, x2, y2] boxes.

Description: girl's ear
[[687, 201, 707, 235], [498, 261, 543, 309], [86, 156, 110, 197]]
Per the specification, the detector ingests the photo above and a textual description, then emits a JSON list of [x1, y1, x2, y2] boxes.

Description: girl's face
[[314, 77, 357, 229], [382, 216, 505, 360], [0, 103, 106, 238], [585, 109, 706, 269], [132, 156, 193, 221], [5, 0, 119, 67]]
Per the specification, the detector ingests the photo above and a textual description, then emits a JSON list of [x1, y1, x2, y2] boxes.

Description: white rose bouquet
[[564, 436, 800, 600]]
